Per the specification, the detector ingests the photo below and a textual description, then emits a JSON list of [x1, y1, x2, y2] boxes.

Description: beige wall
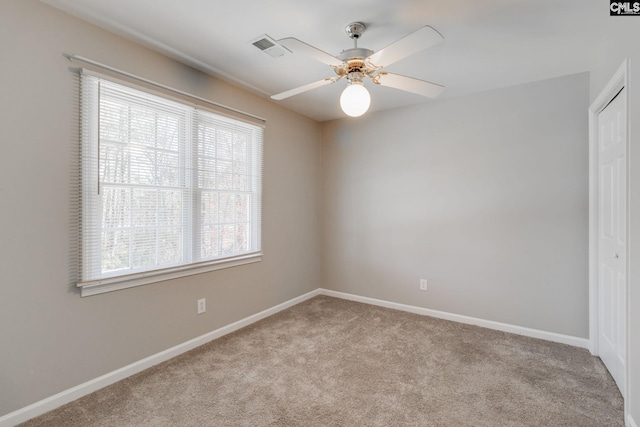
[[589, 17, 640, 426], [321, 73, 590, 338], [0, 0, 321, 416]]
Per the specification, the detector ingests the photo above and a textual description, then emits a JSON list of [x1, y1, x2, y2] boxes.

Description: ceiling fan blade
[[277, 37, 344, 67], [374, 72, 444, 98], [367, 25, 443, 68], [271, 78, 338, 100]]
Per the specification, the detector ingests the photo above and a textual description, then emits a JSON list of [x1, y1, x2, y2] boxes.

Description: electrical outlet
[[419, 279, 428, 291], [197, 298, 206, 314]]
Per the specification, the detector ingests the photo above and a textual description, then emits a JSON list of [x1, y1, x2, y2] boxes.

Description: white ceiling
[[42, 0, 605, 122]]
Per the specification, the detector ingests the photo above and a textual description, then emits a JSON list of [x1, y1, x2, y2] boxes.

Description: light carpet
[[20, 295, 624, 426]]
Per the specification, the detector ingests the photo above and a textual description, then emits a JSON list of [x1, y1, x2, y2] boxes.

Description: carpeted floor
[[20, 296, 624, 426]]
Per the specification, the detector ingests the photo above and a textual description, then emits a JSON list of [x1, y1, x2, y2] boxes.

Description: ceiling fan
[[271, 22, 445, 117]]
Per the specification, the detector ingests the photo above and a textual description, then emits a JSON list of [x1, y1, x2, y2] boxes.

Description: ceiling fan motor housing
[[338, 48, 373, 62], [336, 50, 375, 82]]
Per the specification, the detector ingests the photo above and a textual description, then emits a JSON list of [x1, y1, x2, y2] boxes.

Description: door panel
[[597, 88, 626, 395]]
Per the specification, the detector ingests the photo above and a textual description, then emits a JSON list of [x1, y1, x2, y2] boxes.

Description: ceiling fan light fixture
[[340, 81, 371, 117]]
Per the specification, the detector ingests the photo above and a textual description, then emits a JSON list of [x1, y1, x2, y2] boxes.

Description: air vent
[[253, 38, 275, 50], [250, 35, 289, 58]]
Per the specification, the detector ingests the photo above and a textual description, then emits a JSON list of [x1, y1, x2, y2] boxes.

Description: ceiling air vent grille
[[251, 35, 289, 58]]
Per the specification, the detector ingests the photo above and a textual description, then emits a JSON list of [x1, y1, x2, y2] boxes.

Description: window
[[79, 72, 263, 296]]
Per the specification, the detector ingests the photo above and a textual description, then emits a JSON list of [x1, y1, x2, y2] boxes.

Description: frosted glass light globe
[[340, 82, 371, 117]]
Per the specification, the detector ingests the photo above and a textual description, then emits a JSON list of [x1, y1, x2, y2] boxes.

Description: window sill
[[77, 252, 262, 297]]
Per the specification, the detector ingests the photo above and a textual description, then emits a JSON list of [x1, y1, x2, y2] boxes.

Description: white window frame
[[78, 71, 263, 297]]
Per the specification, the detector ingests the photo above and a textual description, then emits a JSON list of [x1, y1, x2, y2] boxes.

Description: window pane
[[233, 136, 247, 163], [201, 225, 219, 258], [102, 187, 130, 228], [159, 227, 182, 264], [132, 189, 157, 227], [233, 162, 247, 191], [100, 99, 129, 142], [129, 148, 155, 185], [220, 225, 235, 255], [236, 223, 248, 252], [219, 193, 235, 223], [217, 161, 233, 190], [201, 191, 218, 224], [217, 130, 232, 160], [132, 229, 156, 268], [100, 144, 130, 184], [198, 124, 216, 158], [235, 194, 248, 223], [129, 106, 156, 146], [102, 230, 131, 272], [157, 114, 180, 151], [159, 190, 182, 226], [198, 157, 216, 189], [156, 152, 179, 187]]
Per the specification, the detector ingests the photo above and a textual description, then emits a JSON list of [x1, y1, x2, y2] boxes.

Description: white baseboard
[[0, 289, 321, 427], [319, 289, 590, 349], [628, 413, 638, 427]]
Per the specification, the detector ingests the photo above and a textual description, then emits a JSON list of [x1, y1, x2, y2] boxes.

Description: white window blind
[[79, 71, 263, 296]]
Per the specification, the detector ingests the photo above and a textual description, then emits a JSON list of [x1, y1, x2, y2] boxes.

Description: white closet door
[[597, 88, 627, 396]]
